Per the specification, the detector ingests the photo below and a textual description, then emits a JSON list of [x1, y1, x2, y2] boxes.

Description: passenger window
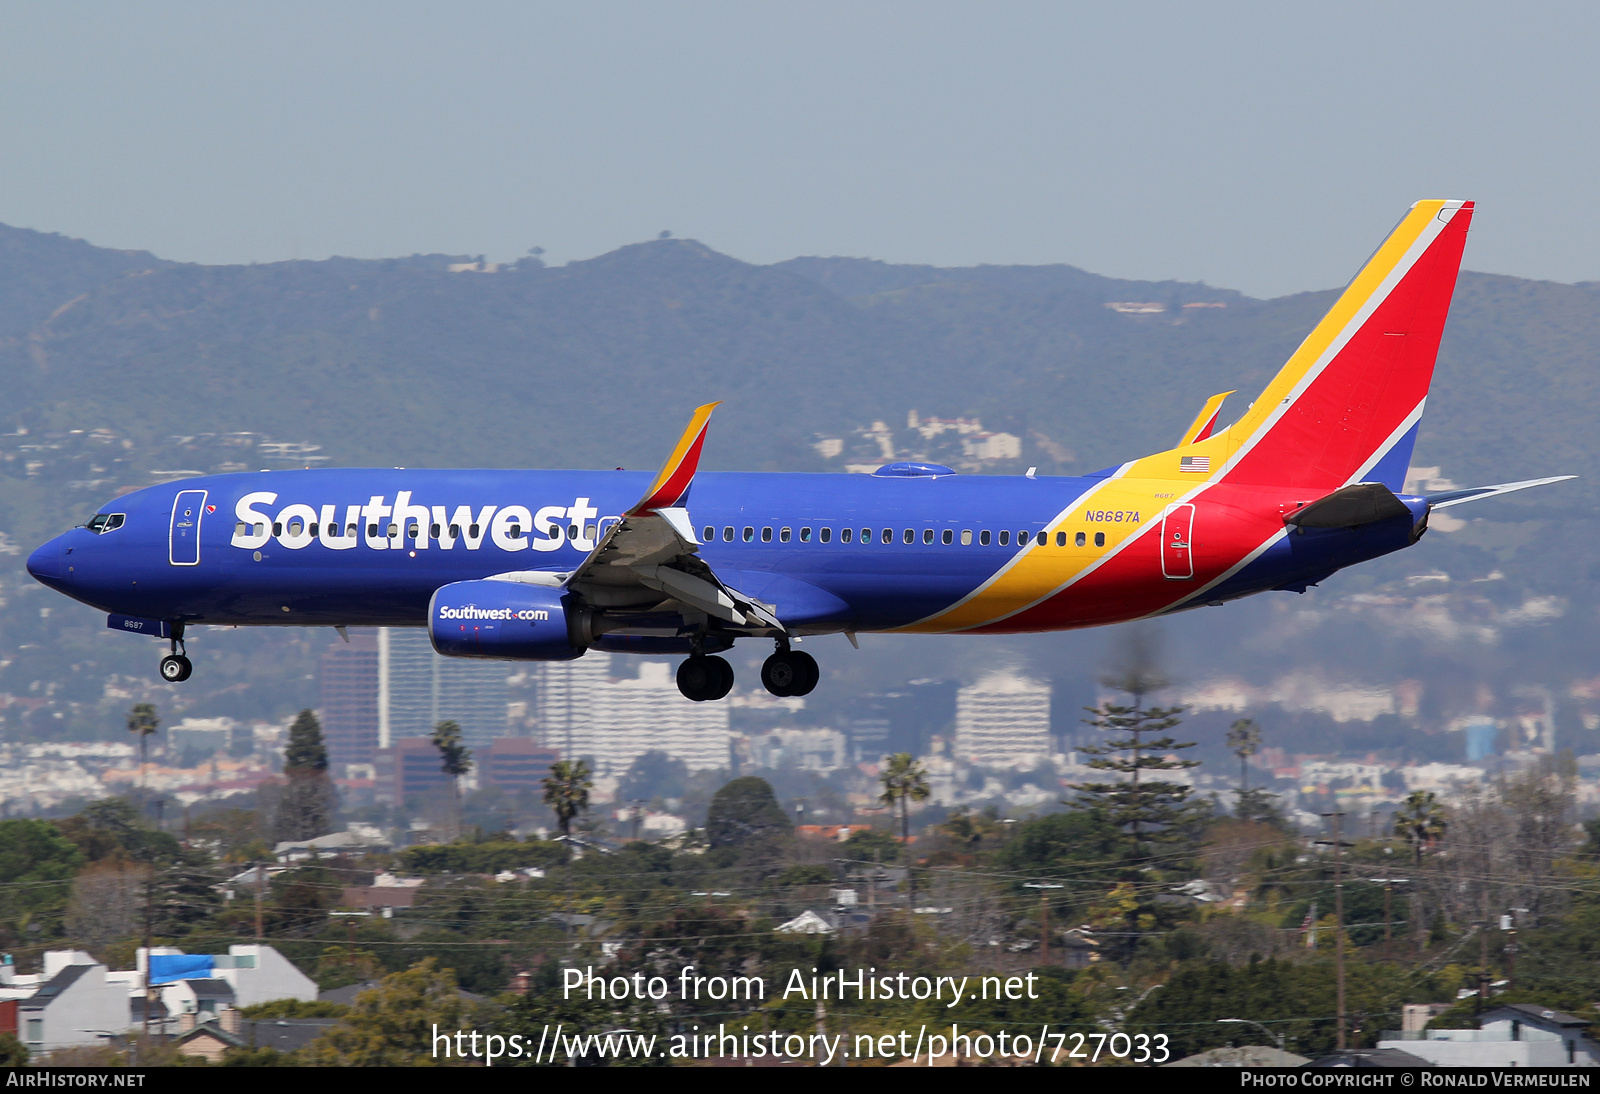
[[942, 529, 954, 544], [861, 529, 871, 543], [1036, 531, 1047, 546], [470, 524, 481, 538], [820, 527, 831, 543], [723, 527, 734, 542], [762, 527, 773, 542], [287, 520, 303, 536], [509, 525, 522, 539], [585, 524, 596, 539], [780, 527, 791, 542], [980, 530, 990, 546], [408, 524, 420, 539], [431, 523, 441, 538], [840, 528, 853, 543], [961, 530, 972, 545], [1075, 531, 1086, 547], [1055, 531, 1066, 547], [920, 529, 932, 544], [903, 528, 914, 544], [1095, 532, 1106, 547], [567, 525, 578, 539], [450, 525, 461, 539], [999, 530, 1010, 546], [235, 521, 247, 536], [800, 527, 812, 542], [1017, 529, 1028, 545], [881, 528, 892, 544], [310, 523, 319, 537], [703, 526, 714, 541], [743, 526, 754, 542], [274, 522, 284, 537], [367, 524, 377, 537]]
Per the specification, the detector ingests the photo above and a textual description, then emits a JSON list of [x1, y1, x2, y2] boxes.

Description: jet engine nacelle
[[428, 579, 585, 661]]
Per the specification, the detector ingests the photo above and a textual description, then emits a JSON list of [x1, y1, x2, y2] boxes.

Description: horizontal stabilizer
[[1286, 482, 1411, 529], [1426, 475, 1576, 510]]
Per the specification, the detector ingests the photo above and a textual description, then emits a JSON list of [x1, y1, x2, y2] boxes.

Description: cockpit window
[[85, 513, 125, 534]]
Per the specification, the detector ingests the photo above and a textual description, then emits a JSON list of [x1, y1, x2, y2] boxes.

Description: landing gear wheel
[[677, 655, 734, 702], [788, 650, 819, 696], [159, 654, 192, 683], [761, 650, 817, 697]]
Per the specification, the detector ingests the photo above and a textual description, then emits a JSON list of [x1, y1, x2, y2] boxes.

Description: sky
[[2, 1, 1597, 298]]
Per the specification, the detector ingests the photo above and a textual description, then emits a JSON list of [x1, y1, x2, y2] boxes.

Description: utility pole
[[142, 873, 155, 1048], [1383, 881, 1392, 962], [1318, 811, 1350, 1050], [254, 861, 265, 940], [1502, 913, 1516, 991], [1024, 882, 1064, 965]]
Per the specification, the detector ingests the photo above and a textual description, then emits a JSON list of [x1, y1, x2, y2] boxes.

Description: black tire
[[761, 652, 800, 697], [159, 654, 191, 683], [789, 650, 819, 696], [677, 655, 725, 701], [702, 655, 734, 701]]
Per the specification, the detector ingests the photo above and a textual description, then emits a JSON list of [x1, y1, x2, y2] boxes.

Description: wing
[[493, 403, 784, 633]]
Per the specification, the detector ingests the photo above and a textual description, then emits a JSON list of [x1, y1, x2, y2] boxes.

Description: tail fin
[[1204, 200, 1473, 491]]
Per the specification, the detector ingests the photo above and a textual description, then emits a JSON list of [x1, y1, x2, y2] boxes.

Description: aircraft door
[[169, 489, 208, 566], [1161, 503, 1195, 580]]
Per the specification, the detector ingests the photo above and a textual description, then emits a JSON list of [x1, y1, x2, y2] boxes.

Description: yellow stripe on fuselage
[[892, 474, 1166, 633], [896, 201, 1447, 634]]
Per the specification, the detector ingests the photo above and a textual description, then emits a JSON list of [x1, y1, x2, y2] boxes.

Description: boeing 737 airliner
[[26, 201, 1572, 701]]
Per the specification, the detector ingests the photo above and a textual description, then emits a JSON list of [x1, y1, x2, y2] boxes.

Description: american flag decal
[[1179, 455, 1210, 473]]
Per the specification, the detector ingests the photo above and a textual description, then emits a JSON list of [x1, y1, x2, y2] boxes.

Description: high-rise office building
[[320, 631, 380, 768], [534, 654, 730, 776], [955, 670, 1052, 768], [378, 628, 510, 751]]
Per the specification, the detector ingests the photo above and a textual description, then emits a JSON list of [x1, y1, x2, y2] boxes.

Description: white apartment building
[[955, 670, 1052, 768], [536, 654, 731, 775]]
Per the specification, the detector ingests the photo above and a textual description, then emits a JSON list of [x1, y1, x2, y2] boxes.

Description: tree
[[430, 721, 472, 840], [127, 703, 159, 789], [541, 759, 592, 838], [0, 819, 84, 940], [1071, 633, 1201, 862], [704, 776, 791, 850], [304, 959, 470, 1066], [879, 752, 931, 846], [1393, 790, 1446, 868], [274, 710, 337, 844], [1226, 718, 1261, 793], [65, 861, 148, 954]]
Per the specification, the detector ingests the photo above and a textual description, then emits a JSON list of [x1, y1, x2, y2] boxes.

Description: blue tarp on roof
[[149, 954, 214, 985]]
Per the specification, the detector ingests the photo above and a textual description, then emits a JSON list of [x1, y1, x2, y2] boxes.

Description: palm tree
[[430, 721, 472, 840], [1226, 719, 1261, 793], [126, 703, 160, 789], [1393, 789, 1447, 867], [879, 752, 931, 901], [542, 759, 593, 839]]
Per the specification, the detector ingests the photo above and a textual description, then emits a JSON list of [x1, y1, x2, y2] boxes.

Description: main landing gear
[[675, 639, 820, 702], [676, 654, 733, 702], [158, 627, 192, 683], [761, 647, 818, 698]]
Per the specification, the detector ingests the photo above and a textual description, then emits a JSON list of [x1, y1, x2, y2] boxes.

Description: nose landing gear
[[158, 626, 192, 683], [761, 642, 818, 698]]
